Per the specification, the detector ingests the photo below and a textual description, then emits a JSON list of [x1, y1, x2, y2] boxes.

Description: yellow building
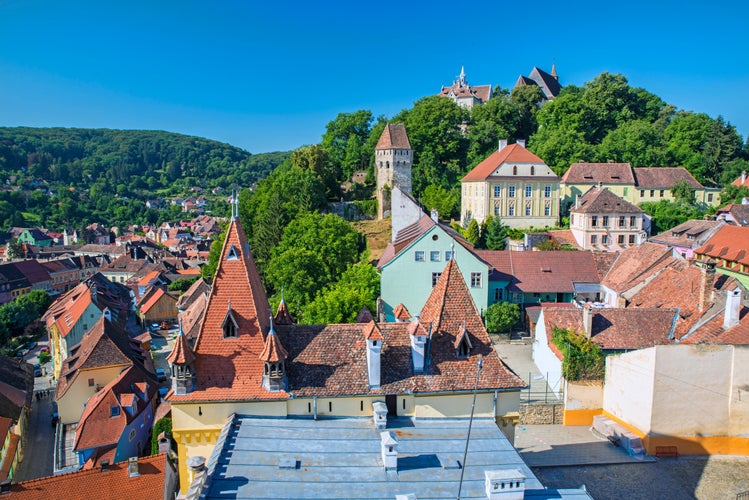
[[166, 213, 526, 494], [461, 141, 560, 228]]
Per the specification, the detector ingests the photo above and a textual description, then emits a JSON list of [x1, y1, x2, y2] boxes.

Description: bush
[[551, 327, 605, 381], [484, 302, 520, 333], [353, 199, 377, 218], [38, 351, 51, 364]]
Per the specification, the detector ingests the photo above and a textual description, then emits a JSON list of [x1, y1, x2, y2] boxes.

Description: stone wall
[[520, 403, 563, 425]]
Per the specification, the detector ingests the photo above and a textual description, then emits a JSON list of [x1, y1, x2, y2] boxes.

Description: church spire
[[459, 65, 466, 86], [551, 63, 558, 80]]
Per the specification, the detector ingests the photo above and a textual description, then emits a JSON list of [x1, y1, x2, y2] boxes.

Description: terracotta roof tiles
[[375, 123, 411, 150], [571, 187, 642, 214], [561, 163, 635, 184], [633, 167, 703, 189], [601, 242, 674, 293], [695, 225, 749, 267], [462, 144, 547, 182]]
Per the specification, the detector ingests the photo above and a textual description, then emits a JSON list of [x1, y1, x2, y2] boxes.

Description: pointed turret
[[259, 317, 288, 392], [274, 296, 294, 325], [551, 63, 558, 80], [166, 320, 196, 395]]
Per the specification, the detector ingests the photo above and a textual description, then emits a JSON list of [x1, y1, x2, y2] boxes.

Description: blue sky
[[1, 0, 747, 154]]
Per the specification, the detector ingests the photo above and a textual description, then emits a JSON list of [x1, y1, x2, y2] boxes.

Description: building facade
[[569, 187, 647, 251], [461, 141, 560, 228]]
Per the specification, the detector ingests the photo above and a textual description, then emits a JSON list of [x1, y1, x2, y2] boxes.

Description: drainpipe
[[313, 396, 318, 420], [493, 390, 498, 417]]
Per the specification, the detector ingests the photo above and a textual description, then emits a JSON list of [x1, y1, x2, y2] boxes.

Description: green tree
[[320, 110, 374, 181], [465, 219, 480, 246], [719, 184, 749, 206], [484, 302, 520, 333], [168, 277, 199, 293], [266, 248, 328, 315], [484, 216, 508, 250], [301, 263, 380, 324], [671, 180, 695, 204], [597, 120, 666, 165], [552, 327, 605, 381], [200, 230, 226, 281], [420, 184, 459, 220], [290, 145, 341, 200], [641, 199, 703, 234]]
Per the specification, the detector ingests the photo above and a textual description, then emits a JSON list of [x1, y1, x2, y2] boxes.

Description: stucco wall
[[531, 312, 564, 396], [414, 392, 494, 418], [602, 347, 656, 434], [58, 365, 129, 423]]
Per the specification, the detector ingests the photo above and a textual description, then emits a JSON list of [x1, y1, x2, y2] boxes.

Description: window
[[530, 166, 535, 176], [544, 185, 551, 198], [630, 216, 637, 227], [629, 234, 636, 245], [508, 204, 515, 216], [110, 406, 120, 417], [570, 214, 575, 225], [708, 193, 714, 202], [494, 185, 501, 197], [414, 251, 425, 262], [508, 186, 516, 198], [88, 378, 95, 387], [590, 235, 598, 245], [470, 272, 482, 288], [623, 187, 628, 196], [660, 190, 665, 197], [226, 244, 239, 260], [525, 186, 532, 198], [619, 216, 626, 227], [602, 216, 609, 227], [602, 234, 609, 245], [445, 251, 453, 261], [129, 429, 136, 441], [222, 309, 238, 338], [544, 203, 551, 216], [494, 205, 500, 216], [494, 288, 503, 301], [591, 216, 598, 227], [430, 251, 440, 262], [431, 272, 442, 287], [525, 203, 531, 216], [650, 190, 655, 197], [618, 235, 625, 245], [640, 190, 645, 197], [512, 166, 517, 175]]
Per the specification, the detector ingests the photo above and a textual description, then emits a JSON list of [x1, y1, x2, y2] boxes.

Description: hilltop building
[[438, 66, 491, 109], [514, 66, 561, 101]]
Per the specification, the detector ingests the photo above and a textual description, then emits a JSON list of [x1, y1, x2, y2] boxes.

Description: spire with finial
[[260, 313, 288, 392], [459, 65, 466, 86], [450, 241, 455, 261], [230, 189, 239, 221], [166, 316, 197, 395], [551, 63, 558, 80], [274, 290, 295, 325]]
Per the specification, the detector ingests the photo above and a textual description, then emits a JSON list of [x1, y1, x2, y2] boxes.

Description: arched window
[[513, 166, 517, 175], [530, 165, 535, 176]]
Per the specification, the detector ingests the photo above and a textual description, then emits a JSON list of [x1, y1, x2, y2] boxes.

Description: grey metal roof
[[200, 415, 589, 499]]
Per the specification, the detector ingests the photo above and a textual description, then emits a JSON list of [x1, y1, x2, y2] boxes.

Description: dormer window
[[222, 308, 239, 338], [455, 326, 472, 359], [226, 244, 239, 260]]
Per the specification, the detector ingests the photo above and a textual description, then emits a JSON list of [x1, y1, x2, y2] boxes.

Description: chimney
[[575, 194, 580, 209], [408, 321, 427, 373], [186, 456, 206, 485], [498, 139, 508, 151], [582, 304, 593, 339], [742, 170, 747, 185], [724, 289, 742, 329], [380, 431, 398, 470], [699, 260, 716, 312], [485, 469, 526, 499], [430, 208, 439, 223], [516, 139, 526, 148], [100, 459, 110, 472], [128, 456, 140, 477], [373, 401, 388, 430], [364, 322, 383, 389], [158, 431, 171, 454]]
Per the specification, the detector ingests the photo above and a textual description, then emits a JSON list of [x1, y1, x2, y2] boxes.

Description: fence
[[519, 371, 563, 404]]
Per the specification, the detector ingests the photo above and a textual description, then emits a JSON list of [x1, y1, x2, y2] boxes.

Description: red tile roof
[[355, 307, 373, 323], [633, 167, 703, 189], [375, 123, 411, 150], [170, 218, 274, 402], [476, 250, 602, 293], [11, 454, 167, 499], [695, 225, 749, 267], [274, 299, 294, 325], [571, 187, 642, 214], [258, 328, 288, 363], [732, 172, 749, 188], [561, 163, 635, 184], [362, 320, 384, 341], [649, 219, 724, 249], [601, 242, 673, 293], [680, 305, 749, 345], [138, 287, 173, 314], [462, 144, 547, 181], [393, 303, 411, 321], [166, 331, 196, 365]]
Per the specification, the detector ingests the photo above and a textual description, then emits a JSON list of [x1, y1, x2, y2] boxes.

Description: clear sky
[[1, 0, 747, 154]]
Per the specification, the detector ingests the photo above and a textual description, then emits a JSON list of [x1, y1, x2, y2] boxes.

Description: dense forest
[[0, 127, 288, 229]]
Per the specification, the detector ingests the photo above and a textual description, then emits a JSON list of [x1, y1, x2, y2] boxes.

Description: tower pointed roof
[[375, 123, 411, 150], [363, 320, 384, 341], [274, 298, 294, 326], [166, 326, 196, 366], [259, 321, 288, 363], [172, 217, 276, 402]]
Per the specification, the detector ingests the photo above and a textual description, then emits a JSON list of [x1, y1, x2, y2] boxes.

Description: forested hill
[[0, 127, 289, 229]]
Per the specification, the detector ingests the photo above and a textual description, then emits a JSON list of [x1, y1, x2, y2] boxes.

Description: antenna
[[457, 355, 483, 500]]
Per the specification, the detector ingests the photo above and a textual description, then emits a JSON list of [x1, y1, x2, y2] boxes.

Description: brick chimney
[[582, 304, 593, 339], [699, 260, 716, 312], [723, 289, 742, 329]]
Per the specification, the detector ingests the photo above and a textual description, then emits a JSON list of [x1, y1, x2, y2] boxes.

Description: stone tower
[[375, 123, 412, 219]]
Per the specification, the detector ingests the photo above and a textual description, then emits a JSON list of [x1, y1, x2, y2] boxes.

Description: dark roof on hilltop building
[[514, 66, 561, 100], [375, 123, 411, 150], [633, 167, 703, 189], [438, 67, 492, 104], [571, 186, 643, 214], [561, 163, 635, 184]]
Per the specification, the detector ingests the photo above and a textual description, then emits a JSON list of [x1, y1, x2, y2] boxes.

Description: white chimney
[[575, 194, 580, 209], [430, 208, 439, 223], [373, 401, 388, 430], [365, 336, 382, 389], [582, 304, 593, 339], [742, 170, 747, 185], [380, 431, 398, 470], [485, 469, 526, 500], [127, 456, 139, 477], [516, 139, 526, 148], [723, 288, 742, 329], [498, 139, 508, 151], [408, 321, 427, 373]]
